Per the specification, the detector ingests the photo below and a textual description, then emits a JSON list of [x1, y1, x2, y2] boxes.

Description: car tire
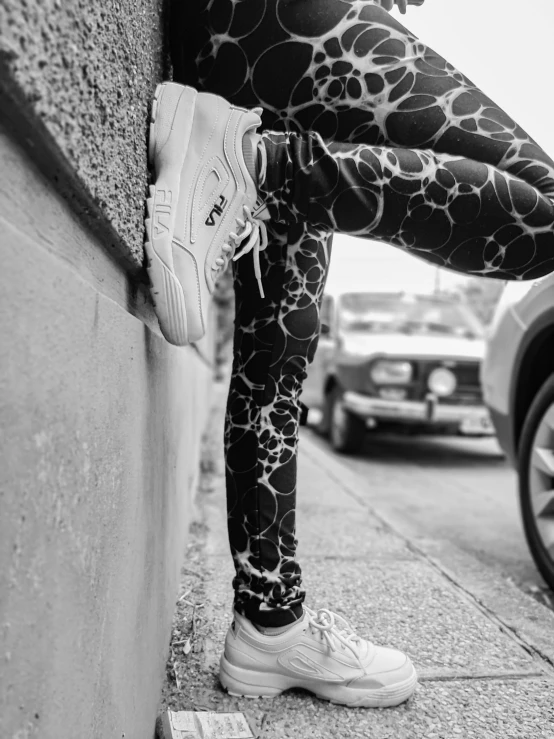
[[328, 385, 365, 454], [316, 391, 331, 438], [518, 373, 554, 590]]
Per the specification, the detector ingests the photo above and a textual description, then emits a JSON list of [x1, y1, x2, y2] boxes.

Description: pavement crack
[[418, 671, 548, 683], [409, 543, 554, 677]]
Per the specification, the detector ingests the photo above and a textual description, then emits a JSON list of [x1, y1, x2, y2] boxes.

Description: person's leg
[[225, 220, 331, 626], [163, 0, 554, 621], [143, 0, 552, 706], [219, 218, 419, 710], [259, 130, 554, 279], [173, 0, 554, 196], [169, 1, 335, 627]]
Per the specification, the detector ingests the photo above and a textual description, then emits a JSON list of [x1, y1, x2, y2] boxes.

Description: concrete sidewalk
[[159, 393, 554, 738]]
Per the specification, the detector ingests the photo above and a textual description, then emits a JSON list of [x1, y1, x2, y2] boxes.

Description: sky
[[326, 0, 554, 296]]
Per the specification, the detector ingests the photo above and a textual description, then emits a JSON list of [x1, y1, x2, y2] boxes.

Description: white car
[[482, 274, 554, 588], [302, 291, 493, 454]]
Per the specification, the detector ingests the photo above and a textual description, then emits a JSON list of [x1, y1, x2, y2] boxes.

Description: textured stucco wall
[[0, 1, 217, 736], [0, 0, 167, 266], [0, 126, 213, 739]]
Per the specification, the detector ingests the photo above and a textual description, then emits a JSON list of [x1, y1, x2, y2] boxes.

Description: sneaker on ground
[[220, 607, 417, 708], [144, 82, 268, 346]]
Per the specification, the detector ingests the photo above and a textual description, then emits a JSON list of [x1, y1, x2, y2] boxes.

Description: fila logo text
[[154, 189, 172, 237], [206, 195, 227, 226]]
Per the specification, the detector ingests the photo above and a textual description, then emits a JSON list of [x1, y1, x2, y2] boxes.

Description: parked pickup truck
[[301, 291, 493, 453]]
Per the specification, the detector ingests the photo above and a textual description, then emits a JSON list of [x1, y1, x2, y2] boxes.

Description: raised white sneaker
[[220, 607, 417, 708], [144, 83, 268, 346]]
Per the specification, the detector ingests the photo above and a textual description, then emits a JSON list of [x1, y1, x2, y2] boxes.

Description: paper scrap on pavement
[[159, 709, 255, 739]]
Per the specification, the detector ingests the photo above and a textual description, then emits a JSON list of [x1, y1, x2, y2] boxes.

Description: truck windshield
[[338, 293, 483, 339]]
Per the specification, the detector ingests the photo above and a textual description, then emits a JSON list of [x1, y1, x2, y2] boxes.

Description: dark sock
[[254, 613, 304, 635]]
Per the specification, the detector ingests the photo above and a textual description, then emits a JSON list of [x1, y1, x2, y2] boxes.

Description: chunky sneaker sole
[[220, 654, 417, 708], [144, 83, 264, 346], [145, 83, 196, 346], [219, 609, 417, 709]]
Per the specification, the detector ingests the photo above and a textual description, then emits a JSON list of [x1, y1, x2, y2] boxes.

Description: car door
[[300, 295, 336, 410]]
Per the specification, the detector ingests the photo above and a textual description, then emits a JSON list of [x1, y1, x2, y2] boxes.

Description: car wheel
[[518, 374, 554, 590], [328, 386, 365, 454], [316, 391, 332, 438]]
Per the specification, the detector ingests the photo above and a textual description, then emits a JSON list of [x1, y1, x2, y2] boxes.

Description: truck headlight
[[370, 360, 413, 385], [428, 367, 457, 397]]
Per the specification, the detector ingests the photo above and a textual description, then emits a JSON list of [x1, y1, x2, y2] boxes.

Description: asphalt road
[[304, 426, 554, 609]]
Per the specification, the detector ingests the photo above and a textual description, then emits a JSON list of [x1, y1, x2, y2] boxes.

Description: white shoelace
[[212, 205, 268, 297], [221, 204, 268, 297], [305, 607, 364, 661]]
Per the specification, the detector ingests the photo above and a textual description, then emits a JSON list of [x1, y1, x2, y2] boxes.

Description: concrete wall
[[0, 2, 214, 738], [0, 0, 167, 264]]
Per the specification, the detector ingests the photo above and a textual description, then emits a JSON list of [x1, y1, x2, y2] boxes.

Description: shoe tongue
[[242, 129, 270, 221], [242, 132, 258, 184]]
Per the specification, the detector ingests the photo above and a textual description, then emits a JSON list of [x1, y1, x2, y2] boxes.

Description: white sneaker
[[144, 83, 268, 346], [220, 607, 417, 708]]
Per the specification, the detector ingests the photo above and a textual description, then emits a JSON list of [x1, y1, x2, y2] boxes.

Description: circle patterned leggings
[[171, 0, 554, 626]]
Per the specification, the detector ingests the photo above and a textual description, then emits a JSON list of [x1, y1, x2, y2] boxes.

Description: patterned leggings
[[171, 0, 554, 626]]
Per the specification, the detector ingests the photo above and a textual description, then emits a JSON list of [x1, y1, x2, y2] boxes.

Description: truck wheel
[[518, 374, 554, 590], [328, 386, 365, 454]]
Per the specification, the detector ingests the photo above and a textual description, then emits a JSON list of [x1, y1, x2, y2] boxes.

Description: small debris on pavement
[[158, 709, 255, 739], [172, 661, 181, 691]]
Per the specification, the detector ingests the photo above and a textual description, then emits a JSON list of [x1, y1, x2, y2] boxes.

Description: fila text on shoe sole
[[144, 83, 197, 346]]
